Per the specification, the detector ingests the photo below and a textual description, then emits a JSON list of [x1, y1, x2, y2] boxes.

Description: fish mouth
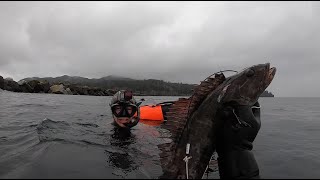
[[265, 63, 276, 87]]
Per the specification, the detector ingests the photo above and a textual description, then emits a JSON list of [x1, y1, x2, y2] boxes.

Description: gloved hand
[[215, 101, 261, 179]]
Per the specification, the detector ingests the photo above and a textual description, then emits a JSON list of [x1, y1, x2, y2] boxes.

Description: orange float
[[139, 105, 164, 121], [131, 102, 175, 126]]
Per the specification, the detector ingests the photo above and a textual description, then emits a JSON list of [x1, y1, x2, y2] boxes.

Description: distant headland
[[0, 75, 274, 97]]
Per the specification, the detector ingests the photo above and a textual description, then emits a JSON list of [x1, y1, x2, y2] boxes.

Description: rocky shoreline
[[1, 75, 274, 97], [0, 76, 116, 96]]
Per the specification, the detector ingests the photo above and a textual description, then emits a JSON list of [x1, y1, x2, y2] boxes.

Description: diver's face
[[111, 103, 138, 128], [113, 116, 135, 128]]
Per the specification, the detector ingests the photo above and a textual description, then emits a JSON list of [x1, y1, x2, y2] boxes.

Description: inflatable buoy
[[139, 105, 164, 121]]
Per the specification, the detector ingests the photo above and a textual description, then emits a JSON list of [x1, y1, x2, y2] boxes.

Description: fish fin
[[158, 73, 226, 177]]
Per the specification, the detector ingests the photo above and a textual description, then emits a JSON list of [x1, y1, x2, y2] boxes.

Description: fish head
[[218, 63, 276, 106]]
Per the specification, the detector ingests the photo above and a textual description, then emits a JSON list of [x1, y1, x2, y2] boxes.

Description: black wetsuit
[[215, 101, 261, 179], [160, 102, 174, 121]]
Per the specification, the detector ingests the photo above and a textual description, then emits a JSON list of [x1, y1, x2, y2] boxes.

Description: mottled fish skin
[[158, 73, 226, 179], [158, 63, 276, 179]]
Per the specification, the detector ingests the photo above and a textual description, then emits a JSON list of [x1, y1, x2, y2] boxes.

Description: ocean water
[[0, 91, 320, 179]]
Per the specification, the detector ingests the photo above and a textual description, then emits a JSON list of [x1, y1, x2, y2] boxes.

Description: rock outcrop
[[0, 76, 4, 89], [4, 78, 21, 92], [0, 75, 117, 96], [49, 84, 67, 94]]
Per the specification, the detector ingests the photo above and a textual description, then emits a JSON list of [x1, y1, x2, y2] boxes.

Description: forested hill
[[20, 75, 274, 97]]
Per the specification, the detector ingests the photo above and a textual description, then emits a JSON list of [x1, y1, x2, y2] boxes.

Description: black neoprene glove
[[215, 101, 261, 179]]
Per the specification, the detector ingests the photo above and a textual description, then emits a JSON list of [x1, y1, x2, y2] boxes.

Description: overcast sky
[[0, 1, 319, 97]]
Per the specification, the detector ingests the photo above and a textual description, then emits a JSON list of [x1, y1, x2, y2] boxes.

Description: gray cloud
[[0, 1, 319, 97]]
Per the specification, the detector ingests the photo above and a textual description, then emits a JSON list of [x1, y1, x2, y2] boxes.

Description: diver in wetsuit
[[215, 101, 261, 179]]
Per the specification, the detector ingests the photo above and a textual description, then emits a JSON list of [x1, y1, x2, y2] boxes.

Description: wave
[[0, 136, 7, 142], [12, 103, 56, 109], [0, 131, 39, 160], [36, 118, 108, 146], [75, 123, 99, 128], [36, 118, 71, 142], [28, 124, 38, 128], [36, 118, 70, 130], [272, 107, 289, 111]]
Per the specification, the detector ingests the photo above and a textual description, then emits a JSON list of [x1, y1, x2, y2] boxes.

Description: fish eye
[[245, 69, 255, 77]]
